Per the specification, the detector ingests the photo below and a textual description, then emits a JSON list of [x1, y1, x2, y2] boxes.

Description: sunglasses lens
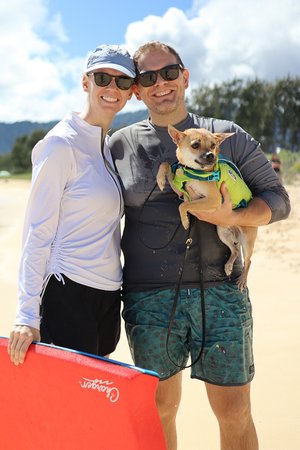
[[93, 72, 111, 87], [138, 65, 182, 87], [115, 77, 134, 90], [139, 72, 158, 87], [92, 72, 133, 90], [161, 66, 180, 81]]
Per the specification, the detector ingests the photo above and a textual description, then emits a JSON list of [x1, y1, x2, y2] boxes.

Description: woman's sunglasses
[[136, 64, 184, 87], [88, 72, 134, 90]]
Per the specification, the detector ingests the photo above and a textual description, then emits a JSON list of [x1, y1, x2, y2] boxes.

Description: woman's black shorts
[[40, 275, 121, 357]]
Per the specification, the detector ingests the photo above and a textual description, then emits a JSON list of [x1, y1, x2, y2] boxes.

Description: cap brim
[[86, 63, 135, 78]]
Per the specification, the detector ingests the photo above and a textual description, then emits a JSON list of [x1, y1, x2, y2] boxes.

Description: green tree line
[[187, 76, 300, 153], [0, 76, 299, 174], [0, 129, 46, 174]]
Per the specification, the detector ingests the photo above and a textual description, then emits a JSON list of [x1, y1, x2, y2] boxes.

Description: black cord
[[165, 216, 206, 370], [165, 232, 192, 368], [137, 182, 182, 250], [136, 183, 207, 370]]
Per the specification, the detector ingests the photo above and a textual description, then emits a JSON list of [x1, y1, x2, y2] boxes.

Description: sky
[[1, 0, 300, 123]]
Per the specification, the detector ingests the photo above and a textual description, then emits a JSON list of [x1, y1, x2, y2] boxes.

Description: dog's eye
[[211, 143, 216, 149], [191, 142, 200, 149]]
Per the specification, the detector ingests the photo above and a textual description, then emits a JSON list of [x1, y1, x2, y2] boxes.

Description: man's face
[[133, 49, 189, 118]]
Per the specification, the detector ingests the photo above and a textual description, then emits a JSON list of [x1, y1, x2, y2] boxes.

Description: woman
[[8, 44, 135, 365]]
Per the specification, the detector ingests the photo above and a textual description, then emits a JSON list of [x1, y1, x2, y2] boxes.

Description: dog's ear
[[214, 132, 235, 146], [168, 124, 186, 144]]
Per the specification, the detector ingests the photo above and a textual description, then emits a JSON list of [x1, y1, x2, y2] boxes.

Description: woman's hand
[[8, 325, 41, 365]]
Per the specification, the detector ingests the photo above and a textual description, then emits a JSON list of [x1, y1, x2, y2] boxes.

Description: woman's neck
[[79, 110, 110, 137]]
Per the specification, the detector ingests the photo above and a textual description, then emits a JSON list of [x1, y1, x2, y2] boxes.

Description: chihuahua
[[156, 125, 257, 291]]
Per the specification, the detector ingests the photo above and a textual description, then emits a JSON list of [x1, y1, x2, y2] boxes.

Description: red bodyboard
[[0, 337, 166, 449]]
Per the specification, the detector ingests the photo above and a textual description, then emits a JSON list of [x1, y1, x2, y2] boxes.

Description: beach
[[0, 178, 299, 449]]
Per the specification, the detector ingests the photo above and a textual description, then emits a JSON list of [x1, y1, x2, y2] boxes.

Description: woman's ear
[[127, 90, 133, 100], [82, 73, 89, 92], [132, 84, 142, 101]]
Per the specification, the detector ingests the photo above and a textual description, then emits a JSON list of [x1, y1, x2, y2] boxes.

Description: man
[[110, 41, 290, 449]]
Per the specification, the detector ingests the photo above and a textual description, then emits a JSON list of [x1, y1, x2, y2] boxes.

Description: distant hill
[[111, 109, 148, 130], [0, 109, 148, 154], [0, 121, 57, 154]]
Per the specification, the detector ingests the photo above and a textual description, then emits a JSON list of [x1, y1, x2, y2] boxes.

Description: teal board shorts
[[122, 283, 254, 385]]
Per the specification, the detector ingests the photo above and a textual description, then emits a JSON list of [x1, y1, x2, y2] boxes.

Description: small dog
[[156, 125, 258, 291]]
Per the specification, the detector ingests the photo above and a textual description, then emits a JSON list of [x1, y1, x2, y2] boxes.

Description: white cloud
[[0, 0, 299, 123], [125, 0, 300, 89], [0, 0, 85, 122], [47, 13, 69, 43]]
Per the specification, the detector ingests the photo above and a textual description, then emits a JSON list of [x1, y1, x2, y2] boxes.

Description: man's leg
[[205, 382, 258, 450], [156, 371, 182, 450]]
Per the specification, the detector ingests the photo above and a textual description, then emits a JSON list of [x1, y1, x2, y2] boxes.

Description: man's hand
[[8, 325, 41, 366]]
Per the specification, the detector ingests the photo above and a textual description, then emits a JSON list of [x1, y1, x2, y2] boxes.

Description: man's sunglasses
[[88, 72, 134, 90], [136, 64, 184, 87]]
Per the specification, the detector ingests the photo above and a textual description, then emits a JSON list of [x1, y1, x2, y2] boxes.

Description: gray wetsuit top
[[110, 113, 290, 293]]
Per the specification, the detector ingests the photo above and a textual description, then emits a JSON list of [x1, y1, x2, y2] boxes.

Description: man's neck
[[149, 108, 189, 128]]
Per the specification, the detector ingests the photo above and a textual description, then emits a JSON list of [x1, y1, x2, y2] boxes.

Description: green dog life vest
[[171, 159, 252, 209]]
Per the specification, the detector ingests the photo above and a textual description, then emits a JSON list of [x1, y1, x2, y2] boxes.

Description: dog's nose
[[204, 152, 215, 163]]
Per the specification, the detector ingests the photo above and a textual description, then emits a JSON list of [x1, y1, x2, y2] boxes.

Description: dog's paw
[[156, 177, 166, 191], [224, 262, 233, 276], [179, 205, 190, 229], [236, 274, 247, 291], [156, 162, 170, 191], [181, 215, 190, 230]]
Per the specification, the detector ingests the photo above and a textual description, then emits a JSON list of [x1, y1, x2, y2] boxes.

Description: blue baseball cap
[[86, 44, 136, 78]]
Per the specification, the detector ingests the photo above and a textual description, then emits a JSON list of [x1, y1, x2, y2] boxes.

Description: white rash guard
[[15, 112, 123, 329]]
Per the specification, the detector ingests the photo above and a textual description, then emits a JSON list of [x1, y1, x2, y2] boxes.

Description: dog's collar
[[171, 162, 221, 181]]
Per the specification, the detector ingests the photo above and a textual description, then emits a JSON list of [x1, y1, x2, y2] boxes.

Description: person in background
[[271, 153, 282, 179], [8, 44, 135, 365], [110, 41, 291, 449]]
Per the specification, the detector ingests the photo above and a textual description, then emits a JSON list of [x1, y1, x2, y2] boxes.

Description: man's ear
[[132, 84, 142, 101], [183, 68, 189, 89]]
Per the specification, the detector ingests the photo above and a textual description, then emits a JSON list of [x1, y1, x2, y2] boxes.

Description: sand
[[0, 178, 299, 449]]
